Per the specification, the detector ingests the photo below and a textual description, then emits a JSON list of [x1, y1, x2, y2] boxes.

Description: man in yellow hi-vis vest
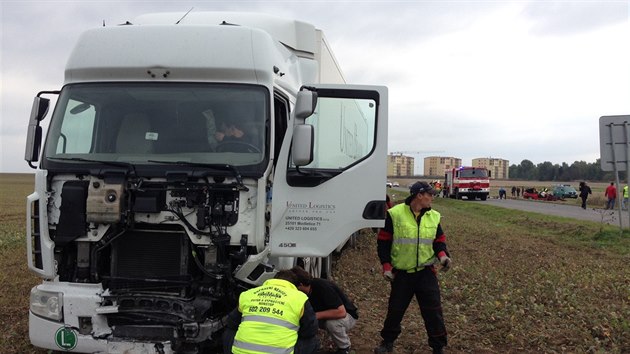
[[374, 181, 451, 354], [223, 270, 319, 354], [623, 184, 628, 210]]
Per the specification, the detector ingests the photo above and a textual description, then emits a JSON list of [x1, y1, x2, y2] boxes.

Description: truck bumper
[[460, 188, 489, 193], [29, 282, 175, 353], [29, 312, 174, 353], [30, 312, 175, 353]]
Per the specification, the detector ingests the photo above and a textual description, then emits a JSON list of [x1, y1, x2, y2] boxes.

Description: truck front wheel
[[298, 255, 331, 279]]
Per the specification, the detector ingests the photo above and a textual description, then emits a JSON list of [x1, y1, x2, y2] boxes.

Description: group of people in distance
[[223, 181, 451, 354], [576, 181, 624, 211], [601, 181, 630, 210]]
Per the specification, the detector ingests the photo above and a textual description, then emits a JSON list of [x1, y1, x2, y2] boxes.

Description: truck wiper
[[47, 157, 137, 176], [147, 160, 248, 191]]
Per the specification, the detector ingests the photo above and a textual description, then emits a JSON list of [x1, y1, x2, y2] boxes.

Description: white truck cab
[[24, 12, 387, 353]]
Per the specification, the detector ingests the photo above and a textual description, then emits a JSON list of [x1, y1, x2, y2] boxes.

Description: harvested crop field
[[1, 174, 629, 353], [329, 196, 630, 353]]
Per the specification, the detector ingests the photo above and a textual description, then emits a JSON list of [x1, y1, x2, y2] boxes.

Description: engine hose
[[169, 208, 232, 250], [190, 245, 236, 295], [90, 228, 126, 280], [191, 248, 222, 278], [167, 208, 213, 236]]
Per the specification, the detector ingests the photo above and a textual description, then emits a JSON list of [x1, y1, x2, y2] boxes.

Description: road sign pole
[[608, 123, 624, 233]]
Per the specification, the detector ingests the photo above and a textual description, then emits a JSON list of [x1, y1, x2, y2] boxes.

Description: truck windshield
[[459, 169, 488, 178], [43, 83, 268, 167]]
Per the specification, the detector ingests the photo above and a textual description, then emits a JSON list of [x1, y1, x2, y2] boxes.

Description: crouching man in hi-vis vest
[[223, 270, 319, 354]]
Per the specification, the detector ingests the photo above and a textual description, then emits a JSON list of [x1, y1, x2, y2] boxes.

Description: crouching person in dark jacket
[[291, 266, 359, 354]]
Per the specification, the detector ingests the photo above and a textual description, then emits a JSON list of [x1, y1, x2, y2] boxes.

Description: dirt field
[[2, 174, 629, 353], [331, 199, 629, 353]]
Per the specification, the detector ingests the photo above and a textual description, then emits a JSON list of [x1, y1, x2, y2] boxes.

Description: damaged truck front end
[[26, 83, 272, 353]]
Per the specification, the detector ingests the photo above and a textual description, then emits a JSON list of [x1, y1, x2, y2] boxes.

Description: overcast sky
[[1, 0, 629, 174]]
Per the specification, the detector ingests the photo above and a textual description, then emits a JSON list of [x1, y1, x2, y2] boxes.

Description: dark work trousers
[[380, 267, 447, 349], [581, 196, 588, 209]]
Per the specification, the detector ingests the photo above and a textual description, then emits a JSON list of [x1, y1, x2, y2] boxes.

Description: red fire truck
[[444, 166, 490, 200]]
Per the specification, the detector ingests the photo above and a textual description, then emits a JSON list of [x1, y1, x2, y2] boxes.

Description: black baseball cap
[[409, 181, 438, 196]]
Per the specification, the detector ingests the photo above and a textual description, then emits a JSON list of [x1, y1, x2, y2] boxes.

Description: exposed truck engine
[[23, 12, 388, 353]]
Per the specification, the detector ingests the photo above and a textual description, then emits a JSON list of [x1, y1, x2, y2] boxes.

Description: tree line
[[508, 159, 623, 182]]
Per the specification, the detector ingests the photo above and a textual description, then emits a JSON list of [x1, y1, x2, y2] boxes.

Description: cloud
[[365, 4, 630, 172], [1, 1, 629, 174], [523, 1, 629, 36]]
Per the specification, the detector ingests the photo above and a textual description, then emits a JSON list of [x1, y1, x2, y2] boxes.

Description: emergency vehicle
[[444, 167, 490, 200]]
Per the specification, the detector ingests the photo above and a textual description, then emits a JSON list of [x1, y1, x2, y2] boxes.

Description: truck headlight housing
[[30, 287, 63, 321]]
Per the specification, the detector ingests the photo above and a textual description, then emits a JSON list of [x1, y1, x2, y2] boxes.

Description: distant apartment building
[[424, 156, 462, 177], [387, 153, 414, 176], [472, 157, 509, 179]]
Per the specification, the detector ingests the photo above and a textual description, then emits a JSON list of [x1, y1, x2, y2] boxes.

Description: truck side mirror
[[32, 97, 50, 121], [24, 97, 50, 167], [292, 89, 317, 167], [291, 124, 314, 166], [295, 90, 317, 122]]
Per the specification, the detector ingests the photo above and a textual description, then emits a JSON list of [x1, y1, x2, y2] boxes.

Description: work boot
[[373, 341, 393, 353], [432, 347, 444, 354]]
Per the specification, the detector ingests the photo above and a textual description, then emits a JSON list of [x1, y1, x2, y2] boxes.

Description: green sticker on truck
[[55, 327, 77, 350]]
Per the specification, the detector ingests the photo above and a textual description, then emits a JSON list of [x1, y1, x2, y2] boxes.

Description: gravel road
[[479, 197, 630, 227]]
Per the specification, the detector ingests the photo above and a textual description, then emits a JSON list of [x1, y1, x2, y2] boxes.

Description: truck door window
[[297, 96, 376, 170], [273, 94, 289, 164]]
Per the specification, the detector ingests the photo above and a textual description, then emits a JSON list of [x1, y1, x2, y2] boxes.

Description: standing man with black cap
[[374, 181, 451, 354]]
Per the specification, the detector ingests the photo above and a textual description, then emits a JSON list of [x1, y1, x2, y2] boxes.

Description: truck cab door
[[270, 85, 387, 257]]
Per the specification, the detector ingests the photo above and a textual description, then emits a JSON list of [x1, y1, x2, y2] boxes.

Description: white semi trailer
[[23, 12, 388, 353]]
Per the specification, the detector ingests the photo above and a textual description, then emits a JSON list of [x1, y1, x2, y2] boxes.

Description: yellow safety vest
[[624, 185, 628, 198], [233, 278, 308, 354], [388, 203, 441, 271]]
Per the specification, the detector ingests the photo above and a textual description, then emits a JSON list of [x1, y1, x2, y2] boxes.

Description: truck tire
[[299, 255, 331, 279], [348, 231, 359, 249], [480, 194, 487, 201], [321, 254, 332, 279]]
